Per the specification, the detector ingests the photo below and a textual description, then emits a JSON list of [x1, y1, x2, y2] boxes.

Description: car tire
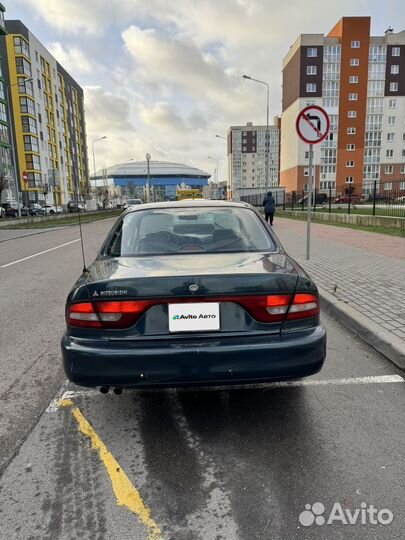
[[50, 210, 55, 215]]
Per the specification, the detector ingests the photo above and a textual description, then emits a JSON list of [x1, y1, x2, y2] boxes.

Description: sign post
[[296, 105, 330, 260]]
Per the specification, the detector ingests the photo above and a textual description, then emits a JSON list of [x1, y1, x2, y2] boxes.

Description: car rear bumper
[[62, 325, 327, 388]]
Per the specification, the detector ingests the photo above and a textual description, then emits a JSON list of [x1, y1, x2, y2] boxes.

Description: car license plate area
[[168, 302, 220, 332]]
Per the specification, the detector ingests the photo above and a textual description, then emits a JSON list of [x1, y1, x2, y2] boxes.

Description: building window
[[388, 116, 396, 125], [391, 65, 400, 75], [384, 183, 393, 191], [387, 133, 395, 142], [345, 176, 354, 184], [347, 127, 356, 134], [400, 166, 405, 175], [304, 169, 309, 176], [392, 47, 400, 57], [306, 83, 316, 93], [19, 97, 36, 116], [351, 41, 360, 48], [346, 144, 355, 151], [349, 76, 359, 83], [23, 135, 39, 152], [21, 116, 38, 135], [13, 36, 30, 57], [402, 150, 405, 157], [400, 181, 405, 188], [389, 99, 397, 108], [349, 93, 358, 100], [390, 82, 399, 92], [15, 57, 32, 76], [0, 102, 7, 122], [307, 48, 318, 57], [346, 161, 354, 167], [304, 151, 309, 159], [350, 58, 359, 66], [385, 166, 393, 174], [348, 110, 357, 118], [386, 149, 394, 158], [307, 65, 317, 75]]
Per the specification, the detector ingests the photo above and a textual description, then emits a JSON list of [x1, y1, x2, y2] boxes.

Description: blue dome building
[[93, 160, 211, 201]]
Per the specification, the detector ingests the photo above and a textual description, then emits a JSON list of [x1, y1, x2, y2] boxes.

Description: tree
[[0, 170, 9, 203]]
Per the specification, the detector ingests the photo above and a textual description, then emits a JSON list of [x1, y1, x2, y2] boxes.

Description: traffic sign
[[22, 171, 28, 185], [296, 105, 330, 145]]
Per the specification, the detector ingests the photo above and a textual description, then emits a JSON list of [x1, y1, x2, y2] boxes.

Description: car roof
[[125, 200, 252, 214]]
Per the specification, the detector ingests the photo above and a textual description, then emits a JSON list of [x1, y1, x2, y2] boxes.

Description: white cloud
[[14, 0, 396, 176], [47, 42, 93, 75]]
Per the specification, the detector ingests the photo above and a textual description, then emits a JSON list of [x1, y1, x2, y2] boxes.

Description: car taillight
[[67, 300, 155, 329], [237, 293, 318, 322], [67, 293, 319, 329]]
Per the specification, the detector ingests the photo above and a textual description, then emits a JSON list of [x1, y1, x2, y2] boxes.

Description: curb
[[319, 286, 405, 370]]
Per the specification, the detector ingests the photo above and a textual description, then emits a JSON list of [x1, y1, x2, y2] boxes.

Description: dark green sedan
[[62, 201, 326, 391]]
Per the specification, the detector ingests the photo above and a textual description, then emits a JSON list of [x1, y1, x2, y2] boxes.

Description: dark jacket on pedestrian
[[262, 192, 275, 213]]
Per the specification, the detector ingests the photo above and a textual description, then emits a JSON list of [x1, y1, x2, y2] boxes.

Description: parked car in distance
[[62, 200, 327, 391], [43, 204, 63, 215], [28, 203, 46, 216], [334, 195, 362, 204], [2, 202, 23, 217], [67, 200, 87, 212], [123, 198, 143, 209]]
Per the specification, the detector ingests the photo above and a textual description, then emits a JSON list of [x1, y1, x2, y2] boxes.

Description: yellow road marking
[[61, 400, 162, 540]]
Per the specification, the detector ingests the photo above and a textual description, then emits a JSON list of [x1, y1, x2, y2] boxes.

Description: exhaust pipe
[[113, 387, 123, 395], [100, 386, 110, 394]]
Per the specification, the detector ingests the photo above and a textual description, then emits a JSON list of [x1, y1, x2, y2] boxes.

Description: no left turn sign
[[296, 105, 330, 144]]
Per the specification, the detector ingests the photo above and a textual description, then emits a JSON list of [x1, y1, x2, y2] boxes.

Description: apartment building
[[0, 20, 88, 206], [227, 120, 280, 200], [280, 17, 405, 197], [0, 2, 14, 203]]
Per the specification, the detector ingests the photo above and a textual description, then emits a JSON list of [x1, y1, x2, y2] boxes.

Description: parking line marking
[[59, 399, 162, 540], [0, 239, 80, 268], [46, 374, 404, 412]]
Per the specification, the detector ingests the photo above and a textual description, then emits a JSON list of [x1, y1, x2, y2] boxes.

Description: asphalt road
[[0, 219, 404, 539], [0, 218, 117, 474]]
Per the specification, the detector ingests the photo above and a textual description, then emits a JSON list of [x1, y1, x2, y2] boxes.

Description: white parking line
[[1, 238, 80, 268], [46, 375, 404, 412]]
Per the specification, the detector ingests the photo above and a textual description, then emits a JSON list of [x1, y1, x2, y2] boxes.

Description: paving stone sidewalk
[[273, 217, 405, 342]]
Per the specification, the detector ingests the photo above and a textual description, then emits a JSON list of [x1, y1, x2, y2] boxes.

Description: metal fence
[[237, 187, 286, 208], [287, 179, 405, 218]]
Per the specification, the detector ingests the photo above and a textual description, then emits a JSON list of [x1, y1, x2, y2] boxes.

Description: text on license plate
[[168, 302, 220, 332]]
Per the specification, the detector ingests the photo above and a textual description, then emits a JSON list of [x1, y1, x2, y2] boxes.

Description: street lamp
[[208, 156, 219, 183], [6, 77, 33, 217], [123, 157, 135, 198], [242, 74, 270, 190], [145, 153, 151, 203]]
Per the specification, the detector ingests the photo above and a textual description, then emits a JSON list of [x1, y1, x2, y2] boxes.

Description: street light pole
[[208, 156, 219, 183], [146, 153, 151, 203], [6, 77, 33, 217], [92, 136, 106, 206], [242, 75, 270, 190]]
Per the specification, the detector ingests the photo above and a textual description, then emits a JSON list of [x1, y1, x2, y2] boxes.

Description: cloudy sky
[[5, 0, 405, 179]]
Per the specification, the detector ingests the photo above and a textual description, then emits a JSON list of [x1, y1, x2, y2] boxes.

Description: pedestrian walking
[[262, 191, 275, 225]]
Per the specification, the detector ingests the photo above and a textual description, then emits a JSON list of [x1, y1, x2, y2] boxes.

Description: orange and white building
[[280, 17, 405, 197]]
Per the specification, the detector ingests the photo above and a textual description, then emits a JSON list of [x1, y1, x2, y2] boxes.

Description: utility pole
[[146, 153, 151, 202]]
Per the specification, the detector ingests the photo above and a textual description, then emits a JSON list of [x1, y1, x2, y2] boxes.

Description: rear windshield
[[105, 207, 275, 256]]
